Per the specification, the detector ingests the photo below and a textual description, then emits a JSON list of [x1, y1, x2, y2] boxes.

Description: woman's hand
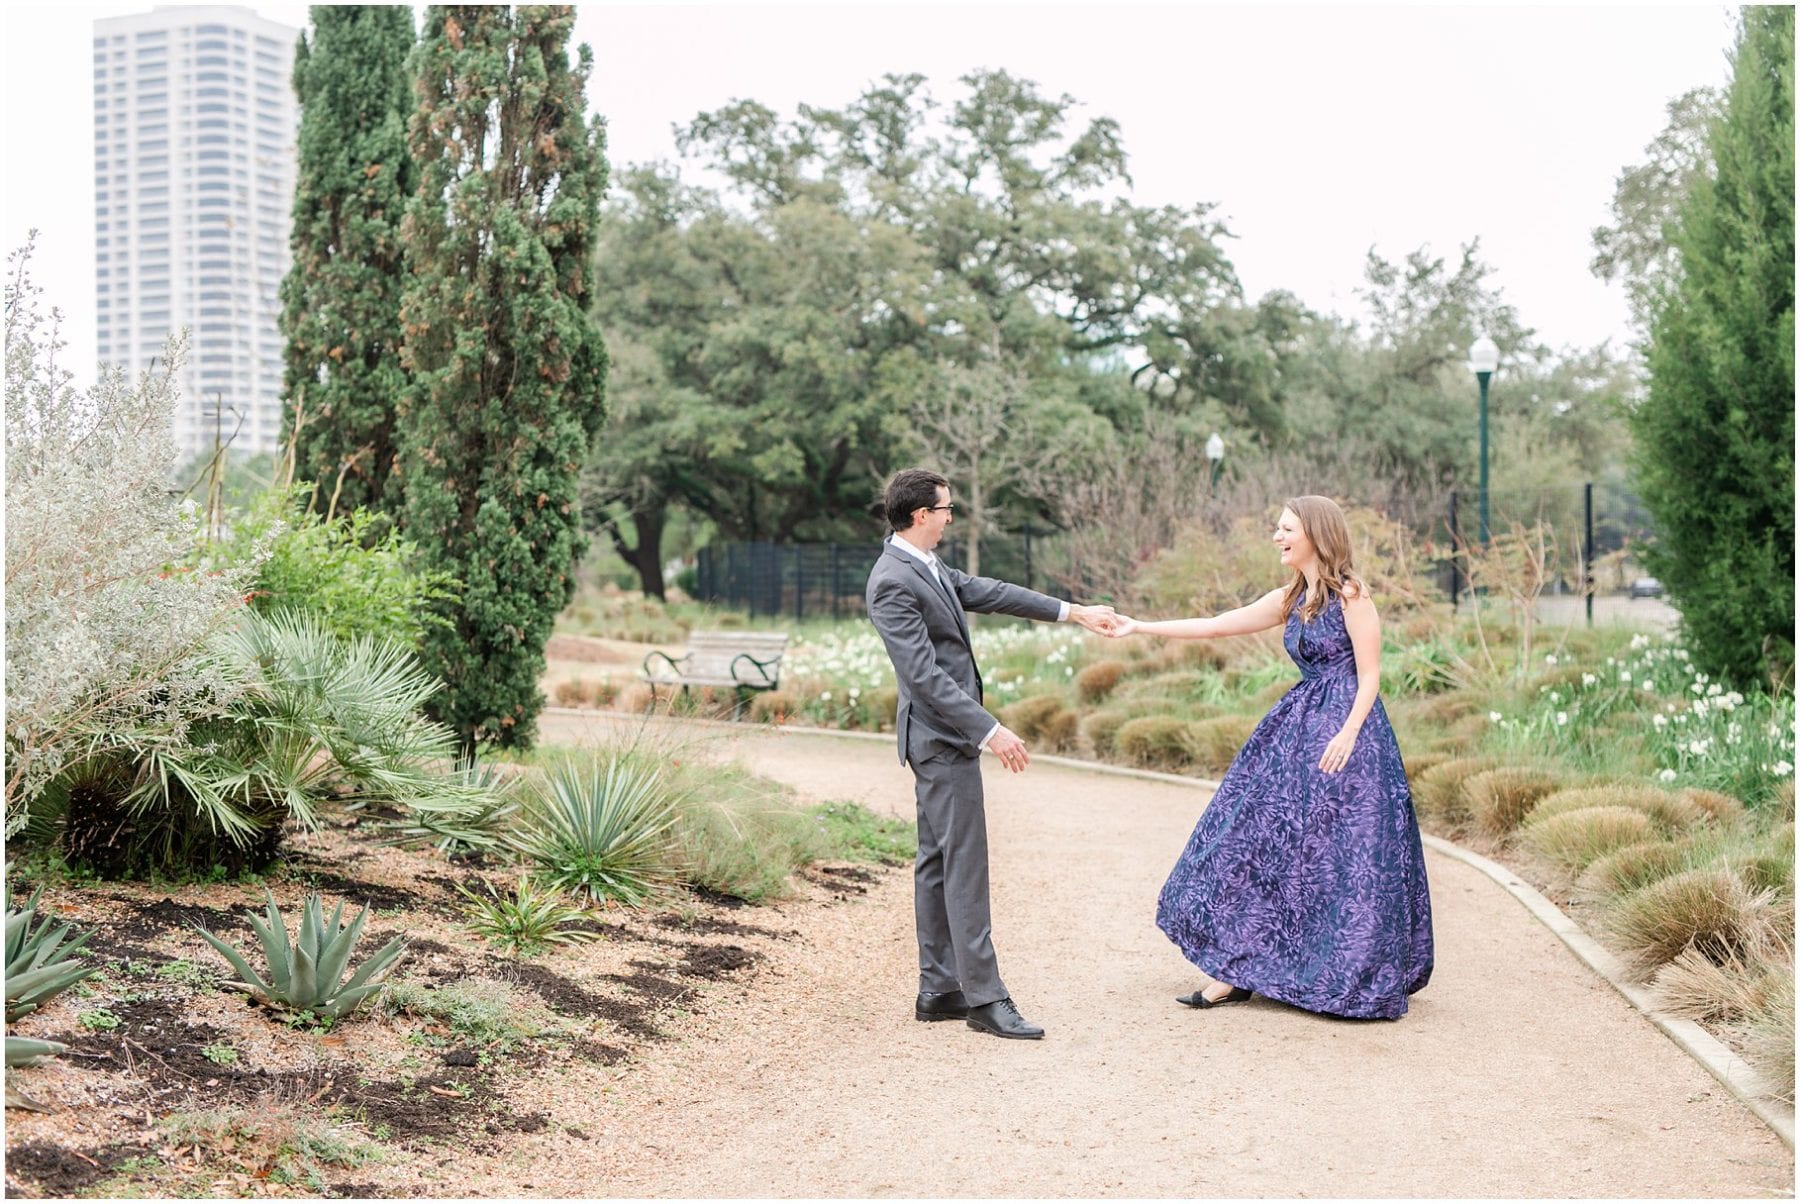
[[1109, 615, 1140, 638], [1319, 726, 1359, 773]]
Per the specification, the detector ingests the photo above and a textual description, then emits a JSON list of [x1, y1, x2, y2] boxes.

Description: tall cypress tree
[[1636, 5, 1794, 688], [279, 5, 417, 516], [398, 5, 609, 753]]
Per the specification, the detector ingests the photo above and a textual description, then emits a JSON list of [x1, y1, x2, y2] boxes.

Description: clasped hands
[[1069, 604, 1138, 638]]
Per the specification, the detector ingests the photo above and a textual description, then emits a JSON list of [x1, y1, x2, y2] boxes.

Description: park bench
[[640, 630, 789, 710]]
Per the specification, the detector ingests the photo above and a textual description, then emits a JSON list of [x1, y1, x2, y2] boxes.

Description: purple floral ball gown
[[1156, 590, 1434, 1019]]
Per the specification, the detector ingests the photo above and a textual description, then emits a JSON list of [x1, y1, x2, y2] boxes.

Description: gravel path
[[531, 713, 1793, 1198]]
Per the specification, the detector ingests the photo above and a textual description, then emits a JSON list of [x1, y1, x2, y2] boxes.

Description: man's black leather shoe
[[965, 997, 1044, 1039], [915, 990, 969, 1021]]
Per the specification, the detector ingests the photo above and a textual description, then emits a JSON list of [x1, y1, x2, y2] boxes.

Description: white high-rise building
[[92, 6, 300, 460]]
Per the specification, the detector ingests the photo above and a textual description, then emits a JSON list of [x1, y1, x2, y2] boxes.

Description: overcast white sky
[[3, 3, 1738, 391]]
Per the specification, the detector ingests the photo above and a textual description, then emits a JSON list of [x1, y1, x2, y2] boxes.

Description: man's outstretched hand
[[1070, 603, 1122, 636], [988, 724, 1031, 774]]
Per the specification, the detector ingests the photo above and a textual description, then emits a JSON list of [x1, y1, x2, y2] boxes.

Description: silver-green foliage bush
[[4, 241, 258, 831], [196, 893, 405, 1020]]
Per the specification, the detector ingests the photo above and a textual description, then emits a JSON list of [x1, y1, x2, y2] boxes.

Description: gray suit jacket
[[865, 536, 1065, 766]]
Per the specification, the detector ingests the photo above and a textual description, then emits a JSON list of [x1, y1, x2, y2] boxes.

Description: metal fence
[[1441, 481, 1657, 613], [692, 528, 1060, 620], [691, 484, 1657, 621]]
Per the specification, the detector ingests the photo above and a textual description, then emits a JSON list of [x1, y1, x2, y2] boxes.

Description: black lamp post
[[1468, 336, 1499, 544]]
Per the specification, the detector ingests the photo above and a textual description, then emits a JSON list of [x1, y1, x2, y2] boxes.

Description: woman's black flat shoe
[[1176, 985, 1252, 1008]]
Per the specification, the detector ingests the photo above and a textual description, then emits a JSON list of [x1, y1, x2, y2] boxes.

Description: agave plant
[[6, 880, 98, 1021], [456, 877, 602, 957], [5, 1035, 67, 1068], [511, 756, 677, 906], [195, 893, 405, 1020]]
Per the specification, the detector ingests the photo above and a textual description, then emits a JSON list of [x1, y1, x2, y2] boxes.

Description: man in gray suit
[[865, 468, 1117, 1040]]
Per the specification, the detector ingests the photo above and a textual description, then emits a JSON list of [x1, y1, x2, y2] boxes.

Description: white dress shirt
[[888, 534, 1070, 750]]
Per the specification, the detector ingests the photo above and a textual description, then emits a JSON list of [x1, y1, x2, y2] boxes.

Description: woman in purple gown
[[1114, 496, 1433, 1019]]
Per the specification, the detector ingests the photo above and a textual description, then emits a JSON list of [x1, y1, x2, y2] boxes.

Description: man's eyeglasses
[[926, 504, 958, 514]]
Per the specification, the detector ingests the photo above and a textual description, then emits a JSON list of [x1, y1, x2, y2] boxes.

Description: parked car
[[1629, 577, 1664, 599]]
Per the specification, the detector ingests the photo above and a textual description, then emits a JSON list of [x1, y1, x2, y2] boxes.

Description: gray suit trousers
[[910, 744, 1006, 1006]]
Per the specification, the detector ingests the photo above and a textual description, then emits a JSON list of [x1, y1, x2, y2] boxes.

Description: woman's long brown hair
[[1279, 495, 1367, 622]]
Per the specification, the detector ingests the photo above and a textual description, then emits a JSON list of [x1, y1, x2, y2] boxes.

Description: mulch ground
[[2, 809, 845, 1199]]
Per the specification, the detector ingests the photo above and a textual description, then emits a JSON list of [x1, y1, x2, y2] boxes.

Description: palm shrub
[[5, 881, 98, 1020], [34, 610, 507, 877], [512, 755, 677, 905], [456, 878, 600, 956], [195, 893, 405, 1019]]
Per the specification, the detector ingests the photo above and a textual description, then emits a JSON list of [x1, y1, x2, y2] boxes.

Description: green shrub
[[1115, 717, 1196, 771], [1074, 660, 1128, 702], [1465, 766, 1571, 838], [512, 756, 677, 905], [1184, 714, 1261, 774], [195, 893, 406, 1020], [1607, 867, 1766, 978], [210, 485, 459, 650], [1523, 806, 1656, 871], [999, 695, 1065, 742]]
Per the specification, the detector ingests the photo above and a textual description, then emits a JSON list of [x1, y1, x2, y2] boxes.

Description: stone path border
[[545, 705, 1797, 1149]]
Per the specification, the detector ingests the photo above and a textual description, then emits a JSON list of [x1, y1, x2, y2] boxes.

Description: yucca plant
[[511, 756, 677, 906], [6, 880, 98, 1021], [455, 878, 601, 956], [195, 893, 405, 1020]]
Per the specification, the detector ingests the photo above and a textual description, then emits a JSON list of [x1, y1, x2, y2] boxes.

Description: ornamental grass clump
[[512, 755, 678, 906], [1115, 717, 1196, 772], [1582, 839, 1694, 896], [999, 695, 1066, 742], [1081, 711, 1132, 758], [1605, 867, 1767, 978], [5, 881, 98, 1020], [1184, 715, 1262, 775], [1523, 806, 1656, 871], [1744, 968, 1795, 1103], [1650, 947, 1782, 1022], [1525, 784, 1701, 834], [1074, 660, 1128, 702], [1464, 766, 1572, 838], [195, 893, 406, 1020], [1411, 757, 1498, 835]]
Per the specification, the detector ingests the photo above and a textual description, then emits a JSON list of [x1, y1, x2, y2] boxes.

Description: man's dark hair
[[883, 468, 949, 532]]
